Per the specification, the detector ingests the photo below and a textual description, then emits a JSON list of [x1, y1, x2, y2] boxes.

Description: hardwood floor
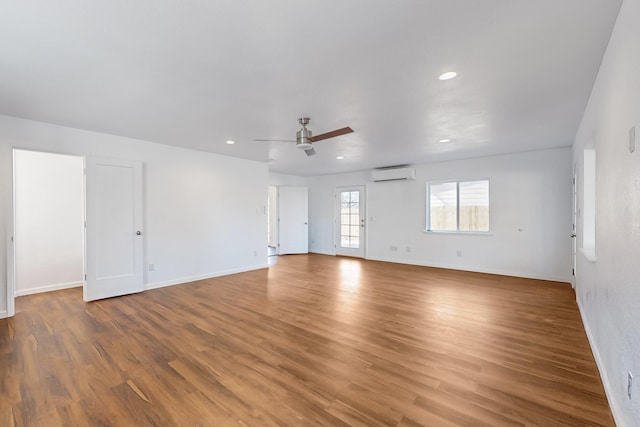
[[0, 254, 614, 426]]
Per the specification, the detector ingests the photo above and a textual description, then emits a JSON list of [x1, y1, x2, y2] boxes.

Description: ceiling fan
[[254, 117, 353, 156]]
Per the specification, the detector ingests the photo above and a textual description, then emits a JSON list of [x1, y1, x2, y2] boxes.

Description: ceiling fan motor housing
[[296, 122, 313, 149]]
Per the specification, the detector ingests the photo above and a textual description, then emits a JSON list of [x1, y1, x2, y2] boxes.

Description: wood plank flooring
[[0, 254, 614, 426]]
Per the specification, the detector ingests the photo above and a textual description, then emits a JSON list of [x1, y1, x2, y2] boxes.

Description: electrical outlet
[[457, 250, 462, 257], [390, 245, 398, 252], [148, 264, 155, 272], [406, 247, 411, 253], [628, 372, 634, 399], [253, 250, 257, 256]]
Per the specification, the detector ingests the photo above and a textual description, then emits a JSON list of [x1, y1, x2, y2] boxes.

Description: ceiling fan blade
[[309, 126, 353, 142], [253, 139, 296, 142], [304, 147, 316, 156]]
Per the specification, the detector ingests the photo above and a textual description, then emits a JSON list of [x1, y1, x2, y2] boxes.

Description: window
[[427, 180, 489, 232], [340, 190, 361, 248]]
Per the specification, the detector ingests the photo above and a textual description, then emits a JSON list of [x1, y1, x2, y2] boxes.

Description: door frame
[[7, 148, 87, 317], [334, 185, 366, 258]]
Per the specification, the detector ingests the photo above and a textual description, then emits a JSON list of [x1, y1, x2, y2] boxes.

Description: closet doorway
[[13, 149, 85, 297]]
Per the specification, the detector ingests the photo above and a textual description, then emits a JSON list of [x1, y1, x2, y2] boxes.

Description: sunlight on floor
[[338, 258, 362, 292]]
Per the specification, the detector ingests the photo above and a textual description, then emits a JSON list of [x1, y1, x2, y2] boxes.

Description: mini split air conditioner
[[371, 166, 416, 182]]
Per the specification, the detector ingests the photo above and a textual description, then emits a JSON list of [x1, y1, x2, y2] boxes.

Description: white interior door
[[278, 186, 308, 255], [572, 172, 577, 286], [335, 186, 366, 258], [268, 185, 278, 248], [85, 157, 144, 301]]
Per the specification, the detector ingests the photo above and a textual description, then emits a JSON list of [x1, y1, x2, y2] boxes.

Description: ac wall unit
[[371, 166, 416, 182]]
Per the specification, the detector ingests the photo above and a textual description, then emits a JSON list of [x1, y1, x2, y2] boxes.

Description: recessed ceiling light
[[438, 72, 457, 81], [336, 156, 345, 160], [439, 138, 452, 143], [225, 140, 236, 145]]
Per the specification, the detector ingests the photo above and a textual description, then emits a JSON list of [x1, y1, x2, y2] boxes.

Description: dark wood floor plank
[[0, 254, 615, 426]]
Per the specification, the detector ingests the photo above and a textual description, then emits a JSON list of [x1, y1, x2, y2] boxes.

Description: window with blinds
[[427, 180, 489, 232]]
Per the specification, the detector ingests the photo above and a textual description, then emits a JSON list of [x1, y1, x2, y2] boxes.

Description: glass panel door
[[335, 186, 365, 257]]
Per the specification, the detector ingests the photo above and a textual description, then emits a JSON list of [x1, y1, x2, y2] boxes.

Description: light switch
[[630, 126, 636, 153]]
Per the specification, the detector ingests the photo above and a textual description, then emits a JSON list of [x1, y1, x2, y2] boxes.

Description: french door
[[335, 186, 366, 258]]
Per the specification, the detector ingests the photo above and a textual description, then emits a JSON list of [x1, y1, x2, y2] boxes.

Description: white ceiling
[[0, 1, 621, 176]]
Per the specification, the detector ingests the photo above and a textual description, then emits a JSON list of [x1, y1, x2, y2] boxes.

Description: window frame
[[339, 189, 361, 249], [426, 178, 491, 234]]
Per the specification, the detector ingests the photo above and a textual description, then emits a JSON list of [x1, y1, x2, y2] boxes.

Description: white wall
[[0, 114, 269, 317], [307, 148, 573, 282], [573, 0, 640, 425], [14, 150, 84, 295], [268, 172, 308, 187]]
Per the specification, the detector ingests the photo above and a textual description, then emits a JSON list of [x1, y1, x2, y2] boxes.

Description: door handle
[[570, 233, 576, 238], [136, 231, 142, 236]]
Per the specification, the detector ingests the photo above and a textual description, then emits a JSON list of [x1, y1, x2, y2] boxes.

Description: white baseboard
[[146, 263, 269, 291], [15, 281, 83, 297], [309, 249, 335, 256], [365, 256, 571, 283], [0, 310, 7, 319], [576, 297, 625, 427]]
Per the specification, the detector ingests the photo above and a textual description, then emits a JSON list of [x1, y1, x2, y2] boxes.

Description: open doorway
[[13, 149, 85, 298]]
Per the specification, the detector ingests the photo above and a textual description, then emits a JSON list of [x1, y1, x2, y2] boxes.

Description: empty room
[[0, 1, 638, 426]]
